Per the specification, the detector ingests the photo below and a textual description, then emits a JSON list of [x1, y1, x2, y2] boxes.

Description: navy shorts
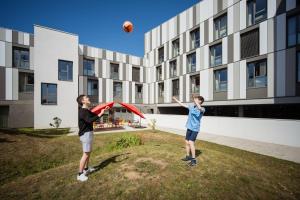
[[185, 129, 199, 141]]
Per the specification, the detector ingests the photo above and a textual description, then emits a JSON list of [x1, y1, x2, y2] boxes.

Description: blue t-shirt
[[185, 104, 205, 132]]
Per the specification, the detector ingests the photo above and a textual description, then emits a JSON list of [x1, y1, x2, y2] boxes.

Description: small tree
[[49, 117, 62, 128], [148, 119, 157, 133]]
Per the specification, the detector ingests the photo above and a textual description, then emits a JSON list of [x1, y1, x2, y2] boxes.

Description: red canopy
[[118, 102, 145, 119], [91, 102, 114, 115]]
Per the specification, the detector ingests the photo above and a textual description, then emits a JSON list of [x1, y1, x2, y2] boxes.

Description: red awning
[[91, 102, 114, 115], [118, 102, 145, 119]]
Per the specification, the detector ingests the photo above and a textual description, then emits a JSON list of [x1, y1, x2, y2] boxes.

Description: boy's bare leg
[[185, 140, 191, 156], [79, 152, 90, 172], [188, 141, 196, 158]]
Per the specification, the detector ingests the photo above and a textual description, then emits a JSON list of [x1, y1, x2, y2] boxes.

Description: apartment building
[[0, 0, 299, 129]]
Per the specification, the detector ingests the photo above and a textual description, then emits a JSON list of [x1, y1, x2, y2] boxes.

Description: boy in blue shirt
[[173, 94, 205, 166]]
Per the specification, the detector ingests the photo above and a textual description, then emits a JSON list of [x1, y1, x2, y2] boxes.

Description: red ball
[[123, 21, 133, 33]]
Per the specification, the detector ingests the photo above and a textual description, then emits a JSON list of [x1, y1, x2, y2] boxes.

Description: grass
[[0, 129, 299, 200]]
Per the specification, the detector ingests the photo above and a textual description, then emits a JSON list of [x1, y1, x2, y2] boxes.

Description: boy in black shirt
[[76, 94, 110, 182]]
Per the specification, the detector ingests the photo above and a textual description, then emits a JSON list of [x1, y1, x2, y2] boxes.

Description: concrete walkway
[[157, 126, 300, 164]]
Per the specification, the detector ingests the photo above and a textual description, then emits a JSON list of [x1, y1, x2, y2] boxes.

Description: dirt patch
[[135, 157, 168, 169]]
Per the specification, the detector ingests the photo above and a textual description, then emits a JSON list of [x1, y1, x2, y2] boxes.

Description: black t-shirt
[[78, 107, 99, 136]]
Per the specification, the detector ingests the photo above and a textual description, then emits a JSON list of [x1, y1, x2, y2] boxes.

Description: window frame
[[158, 82, 164, 98], [83, 58, 95, 76], [190, 74, 200, 94], [19, 72, 34, 93], [41, 83, 57, 105], [297, 51, 300, 83], [87, 79, 98, 96], [135, 84, 143, 99], [214, 68, 228, 92], [172, 38, 180, 57], [58, 59, 73, 81], [190, 28, 200, 49], [113, 81, 123, 99], [246, 59, 268, 88], [12, 46, 30, 69], [187, 52, 196, 73], [287, 15, 300, 48], [210, 43, 223, 67], [132, 66, 140, 82], [172, 79, 180, 97], [110, 63, 120, 80], [156, 65, 162, 81], [214, 14, 227, 40], [158, 47, 164, 64], [247, 0, 267, 27], [169, 60, 177, 78]]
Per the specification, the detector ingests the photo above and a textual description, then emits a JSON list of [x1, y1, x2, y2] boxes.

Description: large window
[[190, 28, 200, 49], [158, 47, 164, 63], [214, 68, 227, 92], [172, 39, 180, 57], [241, 29, 259, 59], [135, 84, 143, 99], [247, 0, 267, 27], [169, 60, 177, 78], [210, 43, 222, 67], [19, 72, 34, 92], [110, 63, 119, 80], [113, 82, 122, 99], [58, 60, 73, 81], [13, 47, 29, 69], [83, 58, 95, 76], [41, 83, 57, 105], [287, 15, 300, 47], [214, 14, 227, 40], [298, 52, 300, 82], [187, 52, 196, 73], [132, 67, 140, 82], [172, 79, 179, 97], [156, 66, 162, 81], [87, 79, 98, 96], [158, 82, 164, 98], [247, 60, 267, 88], [190, 75, 200, 94]]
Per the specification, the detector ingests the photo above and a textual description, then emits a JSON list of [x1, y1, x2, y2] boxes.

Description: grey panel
[[183, 32, 186, 53], [7, 103, 34, 128], [193, 6, 197, 26], [227, 34, 234, 63], [0, 28, 5, 41], [102, 78, 106, 102], [126, 55, 129, 63], [218, 0, 223, 13], [154, 48, 156, 65], [79, 56, 83, 76], [276, 0, 286, 15], [233, 62, 240, 99], [166, 41, 169, 60], [183, 75, 186, 102], [113, 52, 117, 62], [18, 32, 24, 45], [0, 67, 5, 99], [149, 31, 152, 51], [143, 67, 146, 83], [285, 48, 296, 96], [98, 58, 102, 78], [129, 82, 132, 103], [123, 63, 126, 80], [12, 31, 18, 44], [12, 69, 18, 100], [233, 2, 240, 33], [30, 35, 34, 46], [204, 20, 209, 45], [160, 25, 162, 46], [5, 42, 12, 68], [213, 91, 227, 100], [102, 49, 106, 60], [83, 46, 87, 56], [176, 15, 180, 37], [140, 58, 143, 66], [164, 62, 167, 80], [179, 55, 183, 76], [246, 88, 267, 99]]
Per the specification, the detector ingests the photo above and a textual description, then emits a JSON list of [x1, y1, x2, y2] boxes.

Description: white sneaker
[[83, 167, 96, 175], [77, 173, 88, 182]]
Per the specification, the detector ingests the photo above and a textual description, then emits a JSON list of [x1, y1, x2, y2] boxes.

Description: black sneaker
[[188, 159, 197, 166], [181, 155, 192, 161]]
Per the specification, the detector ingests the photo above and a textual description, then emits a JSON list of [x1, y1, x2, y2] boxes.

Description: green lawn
[[0, 129, 299, 200]]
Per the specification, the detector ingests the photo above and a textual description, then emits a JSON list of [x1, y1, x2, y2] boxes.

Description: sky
[[0, 0, 199, 57]]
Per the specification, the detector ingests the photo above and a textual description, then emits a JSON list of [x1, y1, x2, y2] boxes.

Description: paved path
[[157, 126, 300, 164]]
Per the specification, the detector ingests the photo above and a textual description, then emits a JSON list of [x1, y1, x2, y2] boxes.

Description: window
[[113, 82, 122, 99], [190, 75, 200, 94], [158, 82, 164, 98], [241, 29, 259, 59], [214, 14, 227, 40], [156, 66, 162, 81], [87, 79, 98, 96], [41, 83, 57, 105], [172, 79, 179, 97], [247, 0, 267, 26], [83, 58, 95, 76], [247, 60, 267, 88], [158, 47, 164, 63], [298, 52, 300, 82], [172, 39, 180, 57], [135, 84, 143, 99], [58, 60, 73, 81], [132, 67, 140, 82], [110, 63, 119, 80], [287, 15, 300, 47], [214, 68, 227, 92], [13, 47, 29, 69], [190, 28, 200, 49], [210, 43, 222, 67], [169, 60, 177, 78], [187, 53, 196, 73], [19, 72, 34, 92]]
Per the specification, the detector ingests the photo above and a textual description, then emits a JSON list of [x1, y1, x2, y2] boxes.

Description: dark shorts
[[185, 129, 199, 141]]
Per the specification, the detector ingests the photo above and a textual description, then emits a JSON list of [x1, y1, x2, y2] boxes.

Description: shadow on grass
[[91, 153, 131, 174], [0, 137, 15, 143], [0, 128, 70, 139], [181, 147, 202, 158]]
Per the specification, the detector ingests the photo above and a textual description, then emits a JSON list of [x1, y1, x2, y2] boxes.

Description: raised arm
[[192, 94, 205, 113], [172, 96, 188, 109]]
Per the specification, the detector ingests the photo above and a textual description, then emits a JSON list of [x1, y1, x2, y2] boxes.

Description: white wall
[[138, 114, 300, 148], [34, 26, 79, 129]]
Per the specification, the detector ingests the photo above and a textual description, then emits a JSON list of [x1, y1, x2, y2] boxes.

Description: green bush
[[109, 134, 143, 150]]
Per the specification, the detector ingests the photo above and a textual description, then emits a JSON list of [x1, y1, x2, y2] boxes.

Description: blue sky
[[0, 0, 199, 57]]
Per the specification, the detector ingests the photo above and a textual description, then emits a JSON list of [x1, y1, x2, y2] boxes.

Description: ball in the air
[[123, 21, 133, 33]]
